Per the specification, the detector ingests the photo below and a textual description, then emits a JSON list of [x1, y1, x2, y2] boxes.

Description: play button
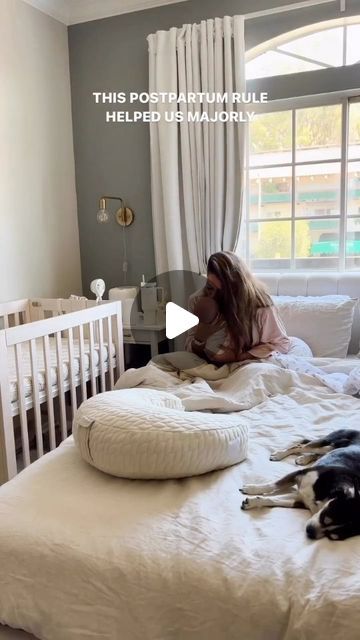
[[166, 302, 199, 340]]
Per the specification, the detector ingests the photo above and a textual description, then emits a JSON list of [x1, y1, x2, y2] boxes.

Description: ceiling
[[22, 0, 189, 25]]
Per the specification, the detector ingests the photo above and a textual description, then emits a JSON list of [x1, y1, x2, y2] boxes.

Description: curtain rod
[[243, 0, 344, 21]]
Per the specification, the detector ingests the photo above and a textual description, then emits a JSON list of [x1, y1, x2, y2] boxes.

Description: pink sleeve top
[[247, 306, 290, 358]]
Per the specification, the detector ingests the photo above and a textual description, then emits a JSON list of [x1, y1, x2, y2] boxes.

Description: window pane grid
[[339, 99, 348, 270], [291, 108, 296, 268], [250, 216, 341, 224], [245, 97, 359, 271], [249, 157, 343, 170]]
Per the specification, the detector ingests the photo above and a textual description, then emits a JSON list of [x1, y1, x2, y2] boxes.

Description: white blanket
[[0, 360, 360, 640], [115, 355, 360, 411], [270, 353, 360, 395]]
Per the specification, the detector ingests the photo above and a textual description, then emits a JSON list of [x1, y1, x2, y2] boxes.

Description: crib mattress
[[7, 339, 115, 405]]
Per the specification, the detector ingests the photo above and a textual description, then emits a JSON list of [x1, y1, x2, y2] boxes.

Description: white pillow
[[73, 389, 248, 479], [272, 295, 358, 358]]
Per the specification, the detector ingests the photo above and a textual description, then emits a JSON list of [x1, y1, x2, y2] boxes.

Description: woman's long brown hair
[[207, 251, 272, 355]]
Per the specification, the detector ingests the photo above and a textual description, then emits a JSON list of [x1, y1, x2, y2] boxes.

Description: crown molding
[[69, 0, 189, 25], [22, 0, 189, 26], [21, 0, 70, 24]]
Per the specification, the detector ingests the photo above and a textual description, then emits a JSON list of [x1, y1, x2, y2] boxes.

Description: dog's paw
[[269, 451, 283, 461], [241, 498, 250, 510], [241, 484, 262, 495], [241, 496, 263, 510]]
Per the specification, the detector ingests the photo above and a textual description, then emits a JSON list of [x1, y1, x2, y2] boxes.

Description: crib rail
[[0, 299, 31, 329], [0, 302, 124, 485], [0, 297, 91, 329], [29, 297, 89, 321]]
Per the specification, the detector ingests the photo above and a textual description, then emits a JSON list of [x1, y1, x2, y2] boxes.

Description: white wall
[[0, 0, 82, 301]]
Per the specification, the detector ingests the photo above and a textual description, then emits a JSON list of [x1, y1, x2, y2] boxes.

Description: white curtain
[[148, 15, 246, 275]]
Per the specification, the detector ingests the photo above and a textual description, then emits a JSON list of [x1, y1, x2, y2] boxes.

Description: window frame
[[245, 16, 360, 81], [244, 89, 360, 272]]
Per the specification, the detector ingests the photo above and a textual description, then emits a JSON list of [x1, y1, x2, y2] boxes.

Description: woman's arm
[[185, 291, 224, 356], [248, 306, 290, 359], [184, 292, 201, 352]]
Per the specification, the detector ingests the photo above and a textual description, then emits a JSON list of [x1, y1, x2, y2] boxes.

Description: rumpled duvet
[[1, 358, 360, 640]]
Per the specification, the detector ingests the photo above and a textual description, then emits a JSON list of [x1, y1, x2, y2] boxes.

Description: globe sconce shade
[[97, 199, 110, 224], [96, 196, 134, 227]]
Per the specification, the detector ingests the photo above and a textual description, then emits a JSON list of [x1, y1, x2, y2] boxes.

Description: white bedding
[[1, 360, 360, 640], [8, 339, 115, 404]]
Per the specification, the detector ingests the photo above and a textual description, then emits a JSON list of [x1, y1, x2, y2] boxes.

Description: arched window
[[246, 17, 360, 80], [242, 18, 360, 272]]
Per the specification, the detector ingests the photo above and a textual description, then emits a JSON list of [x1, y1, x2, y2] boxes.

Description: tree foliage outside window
[[254, 220, 311, 259]]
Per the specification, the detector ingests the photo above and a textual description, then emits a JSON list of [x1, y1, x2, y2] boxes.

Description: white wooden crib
[[0, 298, 124, 485]]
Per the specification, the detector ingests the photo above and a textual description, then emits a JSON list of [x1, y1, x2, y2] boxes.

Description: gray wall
[[68, 0, 360, 295]]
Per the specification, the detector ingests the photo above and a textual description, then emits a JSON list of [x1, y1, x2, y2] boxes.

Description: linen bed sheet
[[0, 360, 360, 640], [0, 627, 35, 639], [7, 339, 115, 404]]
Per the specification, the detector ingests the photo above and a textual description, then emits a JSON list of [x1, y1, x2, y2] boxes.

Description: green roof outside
[[250, 188, 360, 206]]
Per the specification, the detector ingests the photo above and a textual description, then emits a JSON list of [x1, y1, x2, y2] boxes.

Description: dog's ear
[[334, 481, 356, 500]]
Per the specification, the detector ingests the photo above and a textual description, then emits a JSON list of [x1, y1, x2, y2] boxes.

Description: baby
[[193, 296, 220, 324], [191, 296, 227, 361]]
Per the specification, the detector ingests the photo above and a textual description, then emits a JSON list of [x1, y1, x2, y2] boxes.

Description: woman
[[186, 251, 290, 363]]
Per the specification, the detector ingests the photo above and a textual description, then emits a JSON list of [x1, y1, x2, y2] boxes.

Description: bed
[[0, 275, 360, 640], [0, 298, 124, 485]]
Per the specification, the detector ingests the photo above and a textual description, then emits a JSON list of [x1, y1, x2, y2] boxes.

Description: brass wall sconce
[[97, 196, 135, 227]]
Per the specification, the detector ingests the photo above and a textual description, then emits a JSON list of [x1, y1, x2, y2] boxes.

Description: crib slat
[[114, 305, 124, 380], [78, 325, 87, 402], [3, 315, 9, 329], [98, 319, 106, 392], [43, 335, 56, 450], [0, 332, 17, 484], [29, 339, 44, 458], [23, 304, 31, 324], [14, 312, 20, 327], [55, 332, 67, 441], [88, 322, 96, 397], [14, 343, 31, 467], [106, 316, 114, 390], [67, 327, 77, 419]]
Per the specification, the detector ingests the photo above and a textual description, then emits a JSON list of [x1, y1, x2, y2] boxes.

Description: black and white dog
[[240, 429, 360, 541]]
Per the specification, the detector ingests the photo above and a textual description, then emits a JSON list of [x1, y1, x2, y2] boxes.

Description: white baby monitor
[[90, 278, 106, 303]]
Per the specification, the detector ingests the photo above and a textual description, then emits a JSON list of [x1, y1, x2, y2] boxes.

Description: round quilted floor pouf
[[73, 389, 248, 479]]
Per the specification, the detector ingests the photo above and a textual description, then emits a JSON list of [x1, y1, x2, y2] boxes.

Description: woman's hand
[[193, 321, 223, 343], [189, 321, 224, 361], [191, 340, 208, 360], [237, 351, 256, 362]]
